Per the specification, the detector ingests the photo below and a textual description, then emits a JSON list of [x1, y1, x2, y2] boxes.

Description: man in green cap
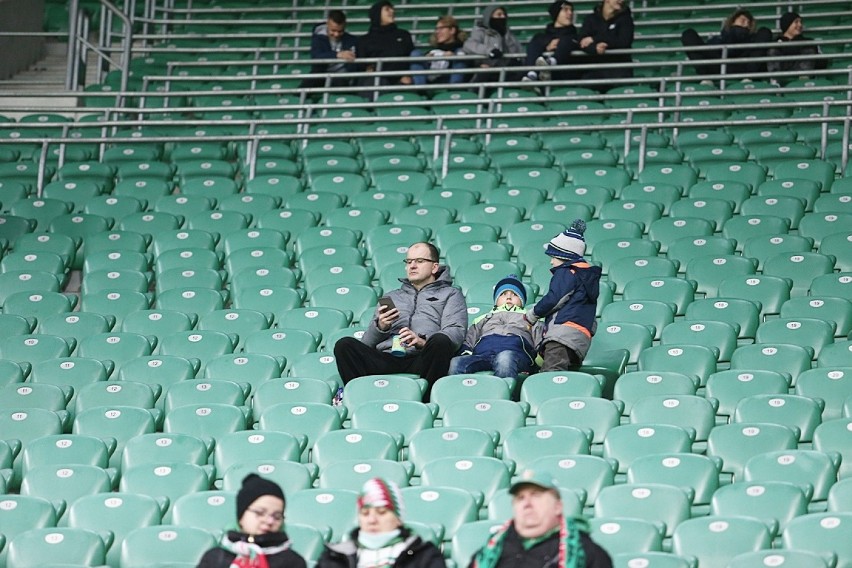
[[468, 469, 612, 567]]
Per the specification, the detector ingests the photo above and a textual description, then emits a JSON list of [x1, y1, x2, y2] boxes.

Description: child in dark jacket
[[449, 274, 536, 379], [525, 220, 602, 371]]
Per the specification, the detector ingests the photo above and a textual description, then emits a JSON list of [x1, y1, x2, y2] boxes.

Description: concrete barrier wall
[[0, 0, 46, 80]]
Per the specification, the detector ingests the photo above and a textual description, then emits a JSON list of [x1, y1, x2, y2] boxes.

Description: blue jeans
[[410, 49, 468, 86], [448, 350, 533, 379]]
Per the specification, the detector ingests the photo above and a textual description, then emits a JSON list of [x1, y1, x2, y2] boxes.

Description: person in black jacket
[[197, 474, 307, 568], [316, 478, 446, 568], [681, 9, 772, 82], [767, 12, 823, 80], [523, 1, 581, 82], [468, 470, 612, 568], [357, 1, 415, 86], [577, 0, 634, 82], [301, 10, 359, 89]]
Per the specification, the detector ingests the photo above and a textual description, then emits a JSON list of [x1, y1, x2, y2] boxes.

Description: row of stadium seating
[[2, 0, 852, 566]]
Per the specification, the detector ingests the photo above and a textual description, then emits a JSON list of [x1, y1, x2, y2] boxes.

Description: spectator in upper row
[[358, 1, 415, 85], [410, 16, 469, 85], [524, 0, 580, 82], [463, 5, 523, 81], [578, 0, 635, 80], [302, 9, 358, 89], [681, 9, 772, 82], [767, 12, 823, 80]]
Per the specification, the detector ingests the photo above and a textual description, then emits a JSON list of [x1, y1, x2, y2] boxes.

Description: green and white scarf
[[471, 516, 587, 568]]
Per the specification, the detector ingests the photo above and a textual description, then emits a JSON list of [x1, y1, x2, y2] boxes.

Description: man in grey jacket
[[334, 242, 468, 395]]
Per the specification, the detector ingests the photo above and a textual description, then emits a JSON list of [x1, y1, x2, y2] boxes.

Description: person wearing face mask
[[316, 478, 446, 568], [767, 12, 822, 80], [197, 474, 307, 568], [463, 5, 522, 79], [681, 9, 772, 82], [410, 15, 469, 85], [357, 1, 415, 86], [576, 0, 634, 82]]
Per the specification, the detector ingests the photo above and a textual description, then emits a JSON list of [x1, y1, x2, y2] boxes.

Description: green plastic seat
[[671, 516, 771, 567], [350, 400, 435, 449], [628, 453, 721, 508], [408, 427, 496, 478], [119, 525, 217, 568], [212, 430, 304, 482], [744, 449, 839, 504], [402, 485, 477, 543], [285, 489, 358, 543], [77, 332, 157, 370], [602, 423, 693, 476], [0, 333, 75, 365], [6, 527, 108, 568], [595, 483, 691, 538], [718, 275, 792, 317], [256, 402, 342, 461], [782, 512, 852, 568], [502, 425, 591, 474], [613, 371, 698, 416], [588, 517, 663, 556], [74, 380, 158, 416]]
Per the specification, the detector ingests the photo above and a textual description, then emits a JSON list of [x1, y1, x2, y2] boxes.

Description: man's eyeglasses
[[247, 508, 284, 522], [403, 258, 437, 266]]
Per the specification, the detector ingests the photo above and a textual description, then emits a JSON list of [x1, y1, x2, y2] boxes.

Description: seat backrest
[[671, 516, 771, 567], [595, 483, 692, 537], [120, 525, 217, 568]]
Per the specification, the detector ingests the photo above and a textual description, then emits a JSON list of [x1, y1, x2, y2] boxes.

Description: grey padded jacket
[[361, 266, 468, 354]]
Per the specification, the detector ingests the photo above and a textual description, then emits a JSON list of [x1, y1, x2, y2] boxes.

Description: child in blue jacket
[[525, 220, 602, 370], [449, 274, 536, 379]]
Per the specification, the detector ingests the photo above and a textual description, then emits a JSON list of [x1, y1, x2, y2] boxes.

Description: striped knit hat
[[545, 219, 587, 261], [358, 478, 405, 520]]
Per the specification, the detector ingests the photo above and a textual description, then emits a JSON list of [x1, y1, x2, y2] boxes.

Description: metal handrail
[[66, 0, 133, 91]]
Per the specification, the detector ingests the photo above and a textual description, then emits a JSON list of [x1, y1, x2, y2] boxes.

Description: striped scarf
[[471, 516, 586, 568], [219, 533, 291, 568]]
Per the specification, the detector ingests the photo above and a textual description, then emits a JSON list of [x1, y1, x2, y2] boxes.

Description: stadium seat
[[66, 492, 163, 566], [711, 480, 808, 539], [595, 483, 692, 538], [670, 516, 771, 568], [781, 512, 852, 568], [6, 527, 108, 568], [407, 427, 495, 478], [589, 517, 664, 556], [402, 485, 477, 543], [285, 488, 358, 543], [119, 525, 217, 568], [421, 456, 511, 509], [312, 428, 399, 470]]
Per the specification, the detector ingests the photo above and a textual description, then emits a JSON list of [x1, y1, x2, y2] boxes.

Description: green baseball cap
[[509, 469, 560, 495]]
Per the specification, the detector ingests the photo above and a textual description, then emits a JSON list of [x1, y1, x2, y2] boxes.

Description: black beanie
[[779, 12, 800, 34], [236, 474, 285, 519], [548, 0, 573, 22], [369, 0, 393, 27]]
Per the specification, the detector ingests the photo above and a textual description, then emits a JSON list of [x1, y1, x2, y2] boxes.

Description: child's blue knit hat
[[494, 274, 526, 305], [545, 219, 587, 261]]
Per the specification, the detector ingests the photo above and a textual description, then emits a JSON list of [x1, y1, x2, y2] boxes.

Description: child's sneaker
[[523, 71, 539, 82], [534, 55, 556, 82]]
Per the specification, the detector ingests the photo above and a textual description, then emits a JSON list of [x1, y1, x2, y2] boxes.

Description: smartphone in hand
[[378, 297, 396, 311]]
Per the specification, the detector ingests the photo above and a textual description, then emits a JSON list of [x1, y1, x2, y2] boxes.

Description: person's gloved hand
[[489, 48, 503, 59]]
